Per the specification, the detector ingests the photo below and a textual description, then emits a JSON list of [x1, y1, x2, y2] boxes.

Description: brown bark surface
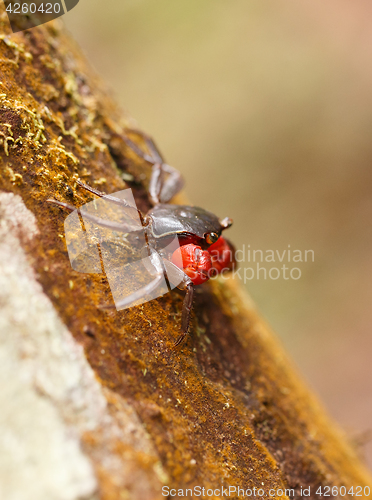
[[0, 9, 371, 500]]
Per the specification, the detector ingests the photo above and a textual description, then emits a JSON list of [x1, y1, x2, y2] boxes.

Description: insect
[[49, 129, 235, 347]]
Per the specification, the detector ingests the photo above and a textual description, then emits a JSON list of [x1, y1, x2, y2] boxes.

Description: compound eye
[[205, 232, 219, 245]]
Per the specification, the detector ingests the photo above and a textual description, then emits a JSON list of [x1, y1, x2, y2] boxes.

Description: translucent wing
[[64, 188, 184, 310]]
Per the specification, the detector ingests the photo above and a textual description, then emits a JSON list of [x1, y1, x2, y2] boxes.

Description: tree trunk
[[0, 9, 370, 500]]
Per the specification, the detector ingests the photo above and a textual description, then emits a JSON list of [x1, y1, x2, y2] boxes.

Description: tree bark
[[0, 9, 371, 500]]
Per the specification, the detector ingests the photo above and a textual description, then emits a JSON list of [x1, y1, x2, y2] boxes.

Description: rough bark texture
[[0, 10, 371, 500]]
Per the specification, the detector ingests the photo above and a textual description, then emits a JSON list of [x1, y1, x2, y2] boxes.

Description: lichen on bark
[[0, 8, 371, 500]]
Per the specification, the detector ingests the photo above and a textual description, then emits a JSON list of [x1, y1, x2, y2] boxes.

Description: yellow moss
[[5, 166, 22, 184], [0, 35, 33, 66], [94, 177, 107, 185]]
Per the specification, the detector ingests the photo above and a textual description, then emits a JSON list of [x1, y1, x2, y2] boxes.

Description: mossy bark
[[0, 9, 370, 500]]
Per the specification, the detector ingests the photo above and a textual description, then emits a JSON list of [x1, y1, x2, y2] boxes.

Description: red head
[[171, 244, 213, 285], [171, 236, 236, 285]]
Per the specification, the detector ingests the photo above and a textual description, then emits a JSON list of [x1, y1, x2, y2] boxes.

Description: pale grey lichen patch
[[0, 191, 38, 240], [0, 193, 165, 500], [0, 192, 99, 500]]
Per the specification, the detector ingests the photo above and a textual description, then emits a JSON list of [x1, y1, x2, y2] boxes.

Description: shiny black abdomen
[[147, 204, 223, 242]]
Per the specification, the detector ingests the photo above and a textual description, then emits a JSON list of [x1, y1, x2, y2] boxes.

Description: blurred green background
[[64, 0, 372, 469]]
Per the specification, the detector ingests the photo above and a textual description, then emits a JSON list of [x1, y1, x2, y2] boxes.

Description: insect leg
[[156, 163, 184, 203], [125, 127, 164, 163], [148, 161, 184, 205], [77, 179, 140, 215], [47, 199, 76, 212], [124, 129, 166, 204], [148, 163, 164, 205], [124, 129, 184, 205], [48, 198, 142, 233], [173, 282, 194, 348], [161, 259, 195, 348], [79, 211, 142, 233]]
